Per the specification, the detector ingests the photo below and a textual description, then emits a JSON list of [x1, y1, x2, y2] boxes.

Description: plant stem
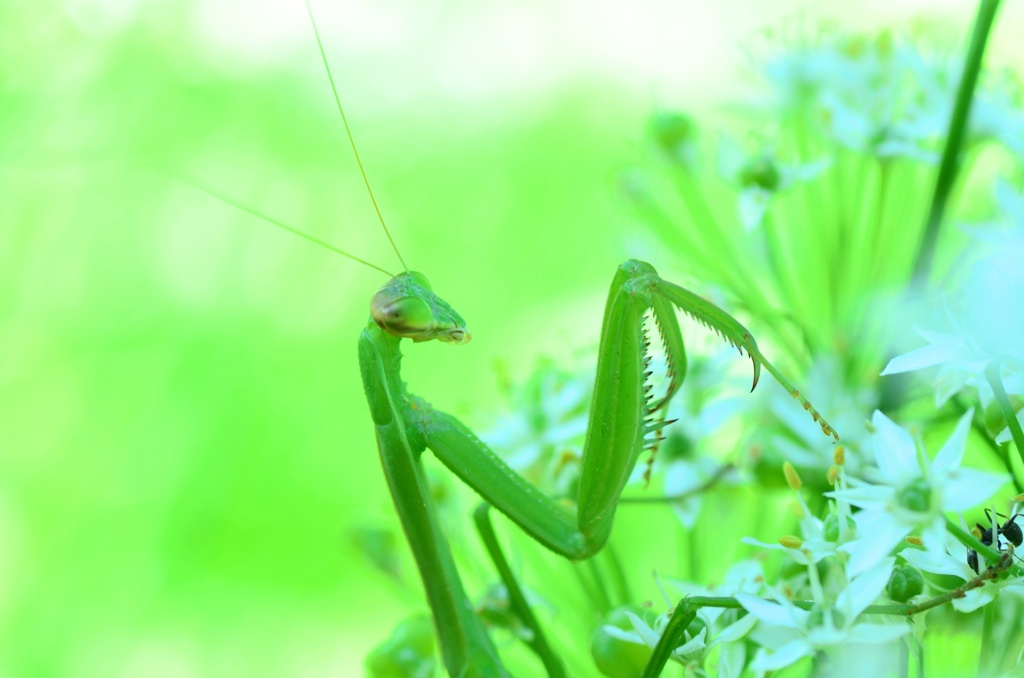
[[911, 0, 1003, 286], [978, 596, 997, 677], [605, 542, 633, 605], [946, 517, 1006, 567], [957, 393, 1024, 494], [986, 361, 1024, 468]]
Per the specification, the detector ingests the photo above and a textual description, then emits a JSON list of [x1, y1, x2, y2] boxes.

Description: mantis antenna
[[162, 169, 396, 277], [303, 0, 410, 273]]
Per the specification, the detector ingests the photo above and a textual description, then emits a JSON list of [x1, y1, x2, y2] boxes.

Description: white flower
[[738, 558, 910, 672], [882, 196, 1024, 407], [666, 560, 768, 626], [611, 562, 767, 671], [828, 409, 1008, 577], [743, 490, 852, 569], [602, 610, 709, 662]]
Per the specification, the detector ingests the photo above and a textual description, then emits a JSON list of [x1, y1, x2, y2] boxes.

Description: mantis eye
[[372, 295, 434, 337]]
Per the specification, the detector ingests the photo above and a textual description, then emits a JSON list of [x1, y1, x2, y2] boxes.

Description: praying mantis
[[187, 2, 839, 675]]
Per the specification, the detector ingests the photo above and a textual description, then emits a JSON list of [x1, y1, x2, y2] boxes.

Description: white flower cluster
[[610, 407, 1016, 674]]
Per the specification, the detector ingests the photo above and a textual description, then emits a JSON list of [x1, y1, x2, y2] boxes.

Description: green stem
[[604, 542, 633, 606], [956, 393, 1024, 494], [978, 596, 997, 677], [587, 558, 614, 615], [641, 600, 697, 678], [911, 0, 1003, 285], [472, 504, 566, 677], [986, 361, 1024, 468], [946, 518, 1014, 573]]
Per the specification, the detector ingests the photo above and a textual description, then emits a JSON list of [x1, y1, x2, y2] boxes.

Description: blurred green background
[[3, 0, 1024, 675]]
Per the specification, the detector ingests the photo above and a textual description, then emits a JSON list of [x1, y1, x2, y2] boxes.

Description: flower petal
[[900, 546, 972, 580], [714, 612, 758, 645], [735, 594, 802, 628], [718, 641, 746, 678], [673, 627, 707, 657], [952, 587, 997, 613], [871, 411, 919, 481], [837, 558, 894, 620], [942, 468, 1009, 512], [846, 622, 912, 644], [840, 518, 909, 578], [881, 343, 964, 375], [749, 639, 814, 671], [932, 408, 973, 473], [623, 611, 661, 648]]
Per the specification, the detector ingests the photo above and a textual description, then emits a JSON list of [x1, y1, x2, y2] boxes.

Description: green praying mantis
[[184, 2, 840, 675]]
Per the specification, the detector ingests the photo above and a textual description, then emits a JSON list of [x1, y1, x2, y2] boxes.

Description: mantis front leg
[[360, 260, 836, 676]]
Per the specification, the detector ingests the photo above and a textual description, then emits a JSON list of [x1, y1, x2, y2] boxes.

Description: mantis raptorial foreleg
[[360, 262, 837, 676]]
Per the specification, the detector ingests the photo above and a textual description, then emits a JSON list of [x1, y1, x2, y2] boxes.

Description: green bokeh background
[[3, 0, 1024, 675]]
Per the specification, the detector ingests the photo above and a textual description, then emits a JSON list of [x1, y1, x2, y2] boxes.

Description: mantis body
[[363, 264, 836, 676], [191, 3, 838, 675]]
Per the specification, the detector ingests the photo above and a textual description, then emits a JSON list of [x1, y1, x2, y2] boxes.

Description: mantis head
[[371, 271, 471, 344]]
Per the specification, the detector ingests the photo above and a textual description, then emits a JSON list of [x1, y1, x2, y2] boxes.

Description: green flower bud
[[591, 606, 655, 677], [476, 584, 530, 640], [684, 615, 706, 643], [823, 513, 856, 542], [660, 431, 695, 462], [649, 112, 697, 157], [366, 615, 436, 678], [887, 564, 925, 602], [738, 155, 781, 191], [984, 396, 1024, 437], [896, 478, 932, 513]]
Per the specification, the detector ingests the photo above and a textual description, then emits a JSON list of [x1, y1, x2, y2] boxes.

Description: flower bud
[[739, 154, 781, 191], [887, 564, 925, 602], [783, 461, 802, 491], [649, 112, 698, 159], [827, 465, 841, 485], [779, 535, 803, 549], [476, 584, 529, 639], [366, 616, 436, 678], [984, 396, 1023, 437]]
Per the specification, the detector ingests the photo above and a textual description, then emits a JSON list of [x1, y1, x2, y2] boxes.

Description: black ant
[[967, 510, 1023, 574]]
